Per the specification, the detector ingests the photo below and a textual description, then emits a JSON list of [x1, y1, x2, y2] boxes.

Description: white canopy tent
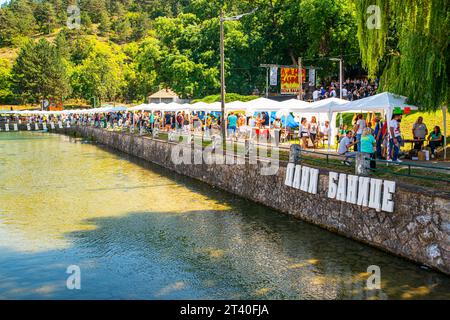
[[334, 92, 417, 117], [191, 102, 221, 112], [225, 101, 247, 113], [244, 98, 281, 112], [190, 102, 210, 111], [128, 104, 150, 111], [153, 102, 190, 112], [280, 99, 311, 113]]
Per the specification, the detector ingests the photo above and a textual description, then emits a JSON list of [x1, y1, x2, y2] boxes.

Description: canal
[[0, 131, 449, 299]]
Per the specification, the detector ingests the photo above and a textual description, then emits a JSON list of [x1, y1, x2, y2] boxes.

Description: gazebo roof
[[149, 88, 179, 99]]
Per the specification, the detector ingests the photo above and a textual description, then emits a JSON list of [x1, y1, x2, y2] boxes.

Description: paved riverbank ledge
[[55, 126, 450, 275]]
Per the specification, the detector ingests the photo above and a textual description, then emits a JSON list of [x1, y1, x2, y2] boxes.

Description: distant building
[[148, 88, 181, 104]]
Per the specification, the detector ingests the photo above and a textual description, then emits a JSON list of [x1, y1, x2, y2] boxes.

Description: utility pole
[[298, 57, 303, 101], [339, 56, 344, 99], [219, 7, 258, 141], [265, 67, 269, 98], [220, 9, 226, 141], [443, 105, 447, 160], [330, 57, 344, 99]]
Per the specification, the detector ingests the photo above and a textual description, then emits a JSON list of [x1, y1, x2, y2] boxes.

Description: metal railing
[[6, 118, 449, 184], [366, 158, 450, 183], [77, 121, 450, 183]]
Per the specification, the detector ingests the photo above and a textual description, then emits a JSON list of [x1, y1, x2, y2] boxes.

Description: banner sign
[[309, 68, 316, 86], [280, 68, 306, 95], [269, 67, 278, 86]]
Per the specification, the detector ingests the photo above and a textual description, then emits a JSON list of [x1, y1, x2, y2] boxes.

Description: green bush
[[191, 93, 259, 104]]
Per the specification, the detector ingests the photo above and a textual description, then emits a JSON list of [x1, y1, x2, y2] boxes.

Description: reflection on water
[[0, 132, 449, 300]]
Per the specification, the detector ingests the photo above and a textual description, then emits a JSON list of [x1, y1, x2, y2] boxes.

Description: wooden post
[[298, 57, 303, 100]]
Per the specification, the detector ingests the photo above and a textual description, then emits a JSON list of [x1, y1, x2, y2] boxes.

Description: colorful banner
[[280, 68, 306, 95], [270, 67, 278, 86]]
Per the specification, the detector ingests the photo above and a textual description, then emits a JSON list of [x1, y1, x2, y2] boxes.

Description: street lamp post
[[220, 8, 258, 141], [330, 57, 344, 99]]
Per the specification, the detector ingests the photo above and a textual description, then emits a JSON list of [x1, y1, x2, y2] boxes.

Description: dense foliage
[[354, 0, 450, 111], [0, 0, 361, 105], [0, 0, 447, 111]]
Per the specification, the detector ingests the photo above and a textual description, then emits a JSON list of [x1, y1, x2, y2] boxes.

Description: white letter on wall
[[292, 165, 302, 189], [336, 174, 347, 202], [381, 180, 396, 213], [357, 177, 371, 207], [300, 166, 310, 192], [328, 172, 339, 199], [346, 175, 359, 204], [308, 168, 319, 194], [285, 163, 295, 187], [368, 179, 383, 212]]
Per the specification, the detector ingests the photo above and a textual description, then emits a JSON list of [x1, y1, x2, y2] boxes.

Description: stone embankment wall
[[55, 126, 450, 275]]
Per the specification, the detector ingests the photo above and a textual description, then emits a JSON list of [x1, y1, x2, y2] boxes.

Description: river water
[[0, 131, 449, 300]]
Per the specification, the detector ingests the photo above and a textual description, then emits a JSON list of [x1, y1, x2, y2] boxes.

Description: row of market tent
[[1, 93, 417, 121], [0, 105, 128, 116]]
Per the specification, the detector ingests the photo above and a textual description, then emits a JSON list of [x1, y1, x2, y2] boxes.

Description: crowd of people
[[311, 78, 378, 102], [337, 111, 444, 165], [3, 105, 445, 165]]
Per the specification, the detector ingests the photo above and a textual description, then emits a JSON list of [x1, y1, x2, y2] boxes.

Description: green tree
[[11, 39, 71, 103], [112, 16, 132, 43], [70, 39, 125, 103], [0, 8, 19, 46], [133, 37, 163, 100], [81, 0, 107, 23], [0, 58, 14, 103], [34, 1, 57, 34], [9, 0, 36, 36], [354, 0, 449, 110], [98, 11, 111, 36]]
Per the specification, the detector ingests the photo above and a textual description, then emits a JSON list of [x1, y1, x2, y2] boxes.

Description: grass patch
[[340, 110, 450, 141]]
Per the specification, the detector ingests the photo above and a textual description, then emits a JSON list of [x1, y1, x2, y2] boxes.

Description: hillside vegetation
[[0, 0, 448, 113], [0, 0, 360, 106]]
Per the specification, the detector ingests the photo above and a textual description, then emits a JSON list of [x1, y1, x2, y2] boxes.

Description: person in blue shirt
[[361, 128, 376, 155], [428, 126, 443, 157], [227, 113, 238, 138]]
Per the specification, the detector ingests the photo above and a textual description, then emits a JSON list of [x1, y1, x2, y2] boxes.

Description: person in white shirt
[[299, 118, 309, 148], [313, 89, 320, 101], [319, 121, 331, 147], [353, 114, 366, 152], [309, 116, 319, 147], [342, 87, 348, 99], [320, 121, 331, 139], [338, 130, 358, 165]]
